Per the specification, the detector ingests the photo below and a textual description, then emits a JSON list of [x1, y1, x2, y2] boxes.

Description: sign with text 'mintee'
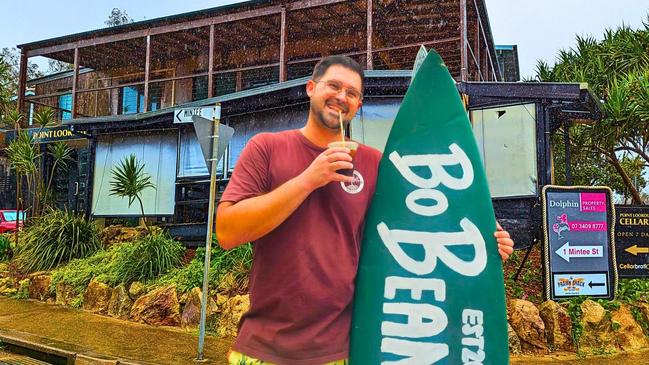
[[542, 186, 617, 301]]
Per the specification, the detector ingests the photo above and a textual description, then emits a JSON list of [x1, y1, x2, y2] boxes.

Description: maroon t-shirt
[[220, 129, 381, 364]]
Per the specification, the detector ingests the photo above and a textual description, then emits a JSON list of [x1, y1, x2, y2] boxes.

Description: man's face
[[306, 65, 363, 132]]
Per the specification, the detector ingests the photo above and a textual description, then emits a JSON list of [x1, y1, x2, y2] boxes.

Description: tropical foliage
[[5, 108, 74, 216], [110, 154, 156, 230], [14, 209, 102, 272], [534, 20, 649, 202], [108, 233, 185, 283]]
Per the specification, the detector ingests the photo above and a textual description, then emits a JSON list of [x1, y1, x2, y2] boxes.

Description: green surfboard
[[350, 50, 509, 364]]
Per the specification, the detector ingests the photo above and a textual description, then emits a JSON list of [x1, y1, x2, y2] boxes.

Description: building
[[495, 44, 520, 82], [10, 0, 600, 246]]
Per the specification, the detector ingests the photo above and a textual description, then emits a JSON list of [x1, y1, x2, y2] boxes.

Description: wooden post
[[475, 18, 482, 81], [460, 0, 468, 81], [208, 25, 215, 98], [236, 71, 243, 92], [279, 7, 287, 82], [366, 0, 373, 70], [143, 35, 151, 112], [17, 51, 28, 118], [71, 48, 79, 119]]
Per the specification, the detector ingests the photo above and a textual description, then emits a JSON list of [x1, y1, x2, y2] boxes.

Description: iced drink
[[327, 141, 358, 176]]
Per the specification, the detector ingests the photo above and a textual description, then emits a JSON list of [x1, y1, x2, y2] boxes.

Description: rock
[[16, 279, 30, 299], [130, 285, 181, 326], [181, 287, 218, 329], [215, 294, 250, 337], [55, 283, 78, 306], [101, 225, 161, 246], [611, 304, 648, 351], [215, 293, 228, 308], [508, 322, 522, 354], [28, 274, 52, 301], [0, 263, 9, 276], [0, 287, 16, 296], [83, 279, 112, 314], [0, 277, 13, 290], [539, 301, 574, 351], [635, 302, 649, 335], [128, 281, 146, 299], [579, 299, 616, 353], [507, 299, 548, 353], [178, 292, 189, 306], [108, 284, 133, 319]]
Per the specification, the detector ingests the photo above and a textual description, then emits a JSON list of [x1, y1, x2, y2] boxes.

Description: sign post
[[193, 105, 234, 361], [541, 185, 617, 300]]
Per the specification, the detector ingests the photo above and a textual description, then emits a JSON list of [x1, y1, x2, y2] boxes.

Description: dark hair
[[312, 55, 365, 93]]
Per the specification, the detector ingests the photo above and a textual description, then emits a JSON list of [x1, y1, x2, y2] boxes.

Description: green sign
[[5, 126, 87, 143], [350, 50, 509, 363]]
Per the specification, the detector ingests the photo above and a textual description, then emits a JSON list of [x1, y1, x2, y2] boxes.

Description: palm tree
[[2, 109, 25, 242], [109, 154, 156, 231], [0, 59, 13, 116], [536, 20, 649, 203], [42, 141, 74, 208]]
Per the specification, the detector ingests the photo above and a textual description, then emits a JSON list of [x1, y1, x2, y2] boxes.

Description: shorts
[[227, 350, 348, 365]]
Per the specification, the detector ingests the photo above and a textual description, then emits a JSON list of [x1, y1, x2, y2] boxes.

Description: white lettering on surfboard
[[378, 143, 488, 364], [462, 309, 485, 365]]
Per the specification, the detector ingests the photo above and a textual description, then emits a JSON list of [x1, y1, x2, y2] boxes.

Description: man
[[216, 56, 514, 365]]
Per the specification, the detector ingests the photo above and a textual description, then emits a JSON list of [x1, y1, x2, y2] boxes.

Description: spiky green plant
[[42, 141, 74, 207], [32, 107, 56, 128], [14, 209, 102, 272], [109, 232, 185, 283], [0, 235, 12, 261], [109, 154, 155, 231]]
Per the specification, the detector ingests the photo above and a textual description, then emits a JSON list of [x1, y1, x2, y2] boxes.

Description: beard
[[311, 99, 349, 132]]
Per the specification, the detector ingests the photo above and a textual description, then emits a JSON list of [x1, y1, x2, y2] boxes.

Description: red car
[[0, 210, 25, 233]]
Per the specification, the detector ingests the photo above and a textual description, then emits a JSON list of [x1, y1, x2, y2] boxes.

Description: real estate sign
[[542, 186, 617, 300]]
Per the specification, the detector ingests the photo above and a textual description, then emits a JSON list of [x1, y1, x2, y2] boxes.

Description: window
[[192, 76, 208, 101], [92, 131, 177, 216], [471, 103, 538, 198], [178, 126, 223, 177], [58, 94, 72, 120], [121, 86, 162, 114], [350, 98, 402, 152], [122, 86, 143, 114]]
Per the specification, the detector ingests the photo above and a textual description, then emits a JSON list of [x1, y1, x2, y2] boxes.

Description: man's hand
[[299, 146, 354, 190], [495, 222, 514, 262]]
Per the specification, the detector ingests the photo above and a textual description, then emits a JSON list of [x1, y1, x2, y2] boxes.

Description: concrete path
[[0, 297, 232, 364]]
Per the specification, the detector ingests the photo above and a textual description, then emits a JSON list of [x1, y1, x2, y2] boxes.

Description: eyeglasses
[[314, 79, 362, 102]]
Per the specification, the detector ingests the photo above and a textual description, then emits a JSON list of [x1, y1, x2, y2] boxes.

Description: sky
[[1, 0, 648, 79]]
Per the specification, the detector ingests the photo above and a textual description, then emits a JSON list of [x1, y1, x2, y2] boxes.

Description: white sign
[[553, 273, 608, 297], [555, 241, 604, 262], [174, 106, 221, 124]]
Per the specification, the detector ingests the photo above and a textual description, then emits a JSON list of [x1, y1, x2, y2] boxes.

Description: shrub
[[15, 209, 102, 272], [109, 232, 185, 283], [154, 242, 252, 294], [0, 235, 11, 261], [50, 250, 113, 294]]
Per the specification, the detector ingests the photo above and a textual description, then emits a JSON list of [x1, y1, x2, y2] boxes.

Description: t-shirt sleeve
[[219, 134, 271, 204]]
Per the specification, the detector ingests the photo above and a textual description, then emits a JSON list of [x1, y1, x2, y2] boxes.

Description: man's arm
[[216, 147, 354, 249]]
